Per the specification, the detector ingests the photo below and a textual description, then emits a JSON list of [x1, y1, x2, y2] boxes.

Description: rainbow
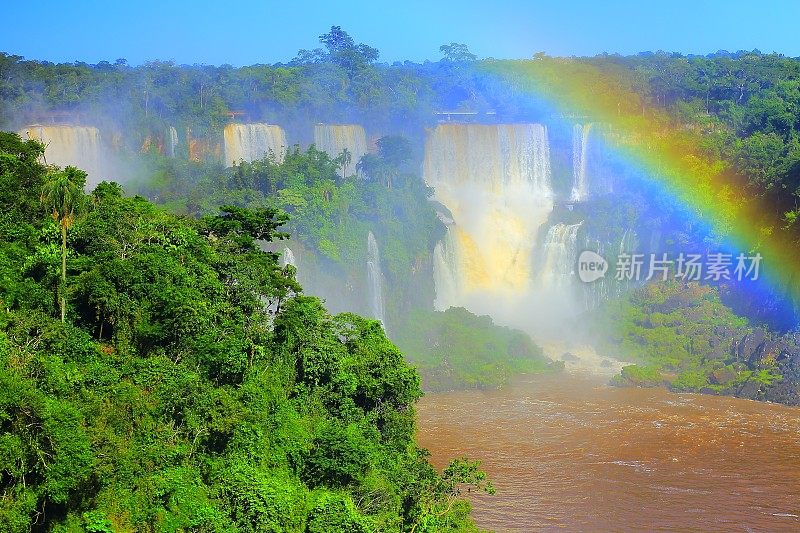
[[478, 57, 800, 312]]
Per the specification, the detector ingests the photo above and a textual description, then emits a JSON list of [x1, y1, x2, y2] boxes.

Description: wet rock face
[[734, 329, 767, 363], [730, 330, 800, 405]]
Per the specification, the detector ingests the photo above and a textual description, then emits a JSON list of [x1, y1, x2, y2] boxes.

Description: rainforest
[[2, 6, 800, 532]]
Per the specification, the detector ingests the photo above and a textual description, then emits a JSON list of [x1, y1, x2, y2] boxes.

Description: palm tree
[[40, 168, 83, 322], [338, 148, 351, 178]]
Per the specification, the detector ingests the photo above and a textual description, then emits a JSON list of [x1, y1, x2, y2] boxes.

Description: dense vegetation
[[394, 308, 557, 391], [0, 132, 497, 532], [3, 27, 800, 400], [124, 132, 550, 391], [129, 139, 441, 321], [597, 281, 800, 404], [2, 31, 799, 220]]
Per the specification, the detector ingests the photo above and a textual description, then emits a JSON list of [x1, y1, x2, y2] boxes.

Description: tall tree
[[40, 167, 85, 321]]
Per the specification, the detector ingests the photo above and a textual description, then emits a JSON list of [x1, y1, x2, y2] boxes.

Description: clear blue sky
[[2, 0, 799, 65]]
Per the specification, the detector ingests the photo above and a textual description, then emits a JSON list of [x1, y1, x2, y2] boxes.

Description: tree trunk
[[61, 224, 66, 322]]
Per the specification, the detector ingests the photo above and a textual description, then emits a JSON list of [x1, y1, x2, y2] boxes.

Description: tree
[[0, 131, 48, 222], [40, 167, 85, 321], [337, 148, 352, 178], [316, 26, 379, 77], [439, 43, 477, 62]]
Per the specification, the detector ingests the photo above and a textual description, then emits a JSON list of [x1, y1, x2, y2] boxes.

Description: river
[[416, 373, 800, 532]]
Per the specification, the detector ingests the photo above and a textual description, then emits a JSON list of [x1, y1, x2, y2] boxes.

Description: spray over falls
[[19, 125, 102, 184], [224, 123, 287, 167], [314, 124, 367, 176], [426, 123, 567, 333]]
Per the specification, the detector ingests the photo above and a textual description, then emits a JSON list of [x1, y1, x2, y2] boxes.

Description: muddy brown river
[[416, 374, 800, 532]]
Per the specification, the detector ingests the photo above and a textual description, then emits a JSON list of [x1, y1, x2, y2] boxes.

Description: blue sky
[[3, 1, 799, 65]]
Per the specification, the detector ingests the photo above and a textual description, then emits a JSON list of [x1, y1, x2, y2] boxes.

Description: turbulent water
[[223, 123, 287, 166], [425, 124, 564, 333], [417, 374, 800, 532], [313, 124, 367, 176], [19, 125, 102, 184], [570, 123, 592, 201], [366, 232, 386, 328]]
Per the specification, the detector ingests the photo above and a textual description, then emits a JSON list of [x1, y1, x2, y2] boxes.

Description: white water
[[539, 222, 583, 289], [314, 124, 367, 177], [582, 229, 639, 310], [425, 124, 558, 333], [570, 123, 592, 202], [224, 123, 287, 167], [167, 126, 179, 158], [281, 247, 296, 268], [366, 232, 387, 329], [19, 125, 102, 184], [432, 228, 461, 312]]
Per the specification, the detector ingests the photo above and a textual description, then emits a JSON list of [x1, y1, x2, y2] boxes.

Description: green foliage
[[612, 365, 664, 387], [598, 281, 791, 397], [395, 307, 557, 391], [132, 142, 443, 328], [0, 134, 485, 531]]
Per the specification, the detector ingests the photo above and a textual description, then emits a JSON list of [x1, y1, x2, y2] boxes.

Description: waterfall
[[580, 229, 639, 310], [539, 222, 583, 289], [424, 124, 554, 325], [619, 228, 637, 256], [432, 227, 461, 311], [281, 247, 296, 268], [314, 124, 367, 176], [582, 237, 607, 311], [366, 232, 387, 329], [166, 126, 179, 157], [570, 123, 591, 202], [19, 125, 102, 183], [224, 123, 287, 167]]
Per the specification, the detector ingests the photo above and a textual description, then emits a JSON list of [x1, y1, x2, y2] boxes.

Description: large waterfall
[[224, 123, 287, 167], [539, 222, 583, 289], [425, 124, 556, 331], [570, 123, 592, 202], [314, 124, 367, 176], [366, 232, 387, 329], [19, 125, 102, 183]]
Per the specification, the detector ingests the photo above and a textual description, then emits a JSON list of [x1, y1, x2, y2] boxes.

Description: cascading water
[[223, 123, 287, 167], [570, 123, 592, 202], [424, 123, 557, 332], [581, 228, 639, 310], [314, 124, 367, 176], [281, 247, 296, 268], [167, 126, 179, 158], [539, 222, 583, 289], [432, 227, 461, 311], [366, 232, 387, 329], [19, 125, 102, 184]]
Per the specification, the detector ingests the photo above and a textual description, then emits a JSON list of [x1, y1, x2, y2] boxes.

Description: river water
[[416, 373, 800, 532]]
